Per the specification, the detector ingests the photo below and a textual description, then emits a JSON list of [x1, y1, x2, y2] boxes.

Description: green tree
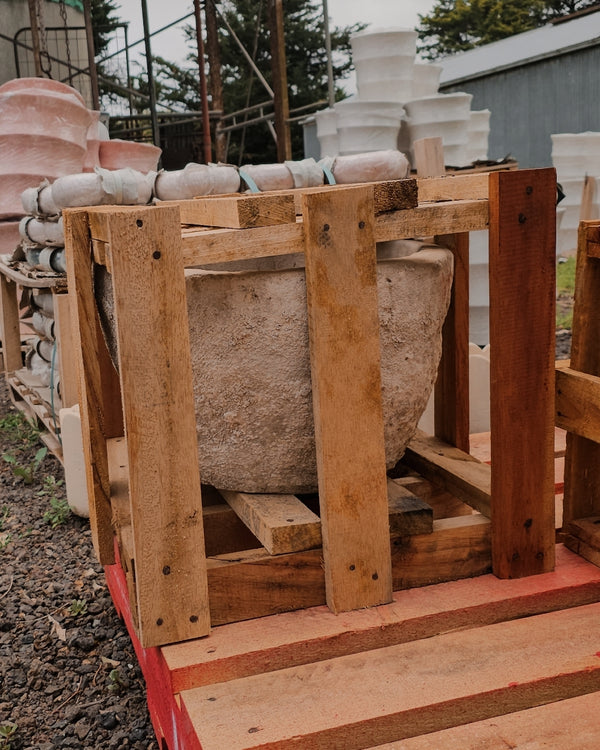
[[417, 0, 599, 59], [139, 0, 362, 163], [91, 0, 121, 58]]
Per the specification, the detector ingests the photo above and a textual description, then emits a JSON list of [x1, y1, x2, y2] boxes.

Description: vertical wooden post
[[303, 186, 393, 612], [204, 0, 227, 163], [63, 209, 124, 565], [0, 275, 23, 373], [433, 232, 471, 452], [53, 292, 79, 409], [488, 168, 556, 578], [106, 205, 210, 647], [268, 0, 292, 162], [563, 222, 600, 522]]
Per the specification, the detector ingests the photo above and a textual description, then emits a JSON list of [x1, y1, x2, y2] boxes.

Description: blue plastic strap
[[238, 168, 261, 193], [321, 164, 336, 185]]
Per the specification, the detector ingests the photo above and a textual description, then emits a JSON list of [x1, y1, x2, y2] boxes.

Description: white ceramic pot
[[351, 28, 417, 104], [314, 108, 339, 157], [412, 62, 442, 98], [466, 109, 490, 164], [334, 100, 404, 155], [404, 93, 473, 167]]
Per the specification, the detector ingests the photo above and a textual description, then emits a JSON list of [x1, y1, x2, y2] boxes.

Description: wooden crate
[[63, 168, 557, 649], [558, 220, 600, 563], [0, 258, 78, 458]]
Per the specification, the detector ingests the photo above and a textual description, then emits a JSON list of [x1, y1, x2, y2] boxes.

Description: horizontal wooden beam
[[163, 193, 297, 228], [402, 431, 491, 518], [556, 366, 600, 443], [417, 173, 489, 203], [286, 179, 418, 216]]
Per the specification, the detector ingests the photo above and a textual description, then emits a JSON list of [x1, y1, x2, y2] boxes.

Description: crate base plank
[[103, 544, 600, 750]]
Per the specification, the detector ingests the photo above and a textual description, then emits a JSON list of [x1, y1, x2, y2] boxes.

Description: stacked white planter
[[351, 28, 417, 103], [552, 132, 600, 255], [335, 99, 404, 156], [404, 93, 473, 167], [315, 29, 490, 168], [466, 109, 491, 164], [468, 230, 490, 346]]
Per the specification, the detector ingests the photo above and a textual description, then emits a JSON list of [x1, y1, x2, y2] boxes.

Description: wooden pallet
[[0, 257, 77, 460], [558, 220, 600, 565], [104, 542, 600, 750], [63, 169, 557, 649]]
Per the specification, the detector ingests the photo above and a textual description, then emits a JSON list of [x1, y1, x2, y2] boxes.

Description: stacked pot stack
[[0, 78, 91, 253], [314, 28, 490, 167], [551, 132, 600, 255]]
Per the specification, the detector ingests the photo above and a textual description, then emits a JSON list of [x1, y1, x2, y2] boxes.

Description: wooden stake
[[302, 186, 392, 612], [268, 0, 292, 162], [0, 275, 23, 373], [488, 168, 556, 577]]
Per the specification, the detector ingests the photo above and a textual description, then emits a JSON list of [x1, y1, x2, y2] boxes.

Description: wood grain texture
[[418, 173, 489, 203], [488, 168, 556, 577], [0, 273, 22, 372], [219, 490, 322, 555], [302, 185, 392, 612], [556, 366, 600, 443], [105, 204, 210, 647], [386, 479, 433, 536], [162, 544, 599, 694], [203, 514, 490, 627], [289, 179, 418, 216], [413, 137, 445, 177], [63, 209, 124, 565], [182, 602, 600, 750], [564, 222, 600, 523], [169, 193, 296, 228], [433, 232, 470, 451], [403, 431, 491, 517], [52, 292, 79, 409], [179, 200, 490, 266]]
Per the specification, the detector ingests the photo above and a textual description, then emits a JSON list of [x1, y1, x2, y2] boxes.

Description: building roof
[[439, 10, 600, 85]]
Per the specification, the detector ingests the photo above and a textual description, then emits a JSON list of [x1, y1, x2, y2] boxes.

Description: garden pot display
[[96, 241, 454, 493], [404, 92, 473, 167], [551, 132, 600, 181], [351, 28, 417, 103]]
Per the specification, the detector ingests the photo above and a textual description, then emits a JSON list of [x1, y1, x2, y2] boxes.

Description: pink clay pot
[[0, 174, 48, 220], [99, 139, 161, 173], [0, 219, 21, 253]]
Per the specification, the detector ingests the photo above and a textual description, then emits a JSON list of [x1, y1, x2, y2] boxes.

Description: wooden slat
[[287, 179, 418, 216], [418, 173, 489, 203], [0, 273, 23, 372], [302, 185, 392, 612], [413, 136, 445, 177], [178, 200, 490, 267], [564, 222, 600, 523], [162, 544, 599, 693], [52, 291, 79, 409], [488, 168, 556, 578], [105, 204, 210, 647], [203, 515, 490, 627], [182, 601, 600, 750], [0, 255, 67, 289], [63, 209, 124, 565], [402, 431, 491, 517], [219, 490, 322, 555], [164, 193, 296, 228], [433, 232, 470, 451], [556, 366, 600, 443], [386, 479, 433, 536]]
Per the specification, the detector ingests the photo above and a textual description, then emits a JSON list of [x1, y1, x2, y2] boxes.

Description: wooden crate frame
[[558, 220, 600, 563], [64, 168, 557, 648], [0, 259, 78, 458]]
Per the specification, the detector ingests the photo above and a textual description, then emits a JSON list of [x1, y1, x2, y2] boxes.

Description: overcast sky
[[114, 0, 437, 68]]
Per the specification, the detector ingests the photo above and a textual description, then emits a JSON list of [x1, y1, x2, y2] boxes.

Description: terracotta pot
[[99, 139, 161, 173]]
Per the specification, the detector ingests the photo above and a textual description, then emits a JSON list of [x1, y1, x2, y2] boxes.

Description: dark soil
[[0, 380, 157, 750]]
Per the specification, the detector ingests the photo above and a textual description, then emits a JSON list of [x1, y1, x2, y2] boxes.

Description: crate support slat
[[0, 273, 23, 373], [302, 185, 393, 612], [488, 168, 556, 577]]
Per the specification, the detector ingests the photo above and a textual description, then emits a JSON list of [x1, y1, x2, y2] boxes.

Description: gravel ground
[[0, 380, 157, 750]]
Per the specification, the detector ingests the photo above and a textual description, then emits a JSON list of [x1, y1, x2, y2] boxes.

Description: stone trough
[[96, 240, 453, 494]]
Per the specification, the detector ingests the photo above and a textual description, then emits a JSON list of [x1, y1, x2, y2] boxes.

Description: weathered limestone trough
[[97, 240, 453, 493]]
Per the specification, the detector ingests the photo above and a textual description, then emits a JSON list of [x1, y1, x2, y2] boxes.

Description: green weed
[[69, 598, 88, 617], [0, 721, 18, 749], [0, 412, 40, 448], [43, 495, 70, 529], [3, 446, 47, 485]]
